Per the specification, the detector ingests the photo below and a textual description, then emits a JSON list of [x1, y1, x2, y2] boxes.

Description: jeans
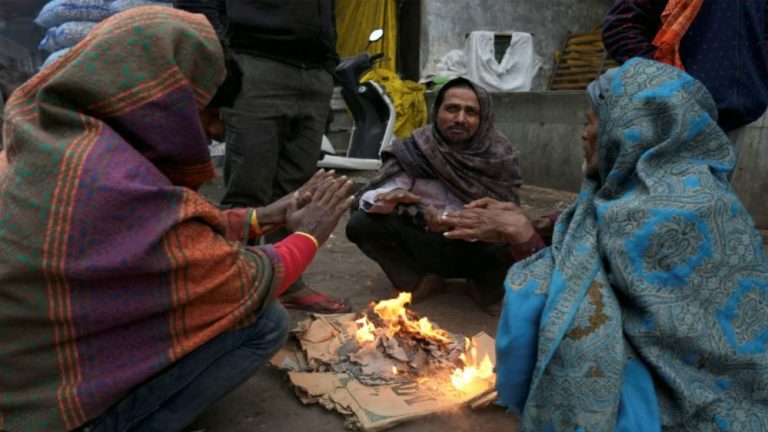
[[79, 302, 289, 432]]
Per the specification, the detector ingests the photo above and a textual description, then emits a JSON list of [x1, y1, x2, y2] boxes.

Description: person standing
[[602, 0, 768, 133], [174, 0, 350, 313]]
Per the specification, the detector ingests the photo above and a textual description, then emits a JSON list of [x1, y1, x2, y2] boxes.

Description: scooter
[[318, 29, 396, 171]]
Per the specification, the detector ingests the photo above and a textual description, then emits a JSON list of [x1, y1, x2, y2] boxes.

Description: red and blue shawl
[[0, 7, 282, 431]]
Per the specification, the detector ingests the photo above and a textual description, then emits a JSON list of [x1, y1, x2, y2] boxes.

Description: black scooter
[[319, 29, 396, 170]]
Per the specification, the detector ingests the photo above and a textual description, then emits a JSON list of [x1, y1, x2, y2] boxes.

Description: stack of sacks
[[109, 0, 172, 15], [36, 0, 172, 69], [36, 0, 112, 68]]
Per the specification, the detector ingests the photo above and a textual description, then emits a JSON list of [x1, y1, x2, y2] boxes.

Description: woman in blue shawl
[[443, 58, 768, 430]]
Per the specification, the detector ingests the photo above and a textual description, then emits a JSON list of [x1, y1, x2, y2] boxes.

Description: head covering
[[585, 67, 619, 110], [362, 77, 522, 206], [0, 7, 281, 431], [496, 58, 766, 430]]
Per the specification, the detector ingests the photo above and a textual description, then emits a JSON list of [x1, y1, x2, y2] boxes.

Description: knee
[[345, 209, 376, 244], [255, 301, 290, 351]]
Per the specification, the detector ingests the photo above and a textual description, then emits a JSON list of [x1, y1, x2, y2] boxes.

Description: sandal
[[280, 287, 352, 314]]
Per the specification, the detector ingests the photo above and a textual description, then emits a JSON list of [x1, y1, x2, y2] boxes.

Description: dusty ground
[[189, 173, 576, 432]]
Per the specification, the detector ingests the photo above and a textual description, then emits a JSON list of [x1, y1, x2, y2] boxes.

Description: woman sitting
[[442, 58, 768, 430]]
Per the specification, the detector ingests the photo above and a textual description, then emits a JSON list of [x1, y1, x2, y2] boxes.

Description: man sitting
[[345, 77, 523, 316]]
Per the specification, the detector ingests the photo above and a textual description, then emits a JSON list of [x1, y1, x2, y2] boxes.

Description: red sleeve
[[507, 233, 547, 261], [272, 233, 318, 296]]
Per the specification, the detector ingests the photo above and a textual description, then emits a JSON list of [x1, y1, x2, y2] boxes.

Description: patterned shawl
[[495, 58, 768, 431], [362, 77, 522, 205], [0, 7, 282, 431]]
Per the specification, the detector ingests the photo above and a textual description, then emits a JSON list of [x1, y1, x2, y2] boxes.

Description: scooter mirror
[[368, 29, 384, 43]]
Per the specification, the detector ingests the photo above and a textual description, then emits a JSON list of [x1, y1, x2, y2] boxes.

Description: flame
[[353, 293, 496, 392], [450, 338, 495, 392], [355, 315, 376, 343], [370, 292, 453, 344]]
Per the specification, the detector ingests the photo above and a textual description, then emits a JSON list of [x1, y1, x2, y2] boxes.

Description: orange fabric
[[652, 0, 704, 70]]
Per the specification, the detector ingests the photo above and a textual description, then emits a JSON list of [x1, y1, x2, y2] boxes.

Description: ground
[[189, 174, 576, 432]]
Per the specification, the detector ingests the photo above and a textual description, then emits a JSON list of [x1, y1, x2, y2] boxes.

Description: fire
[[450, 339, 495, 392], [359, 292, 453, 344], [353, 293, 495, 392], [355, 315, 376, 343]]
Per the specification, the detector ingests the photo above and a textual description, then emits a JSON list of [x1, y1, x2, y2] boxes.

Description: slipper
[[280, 291, 352, 314]]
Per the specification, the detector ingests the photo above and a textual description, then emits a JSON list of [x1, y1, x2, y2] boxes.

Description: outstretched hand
[[424, 205, 450, 233], [374, 188, 422, 205], [286, 176, 355, 245], [255, 169, 336, 233], [440, 200, 535, 245]]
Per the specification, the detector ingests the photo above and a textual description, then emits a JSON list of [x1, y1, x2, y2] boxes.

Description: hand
[[532, 215, 556, 238], [464, 197, 519, 211], [374, 188, 422, 205], [286, 176, 355, 245], [424, 205, 450, 233], [256, 169, 336, 230], [440, 202, 535, 245]]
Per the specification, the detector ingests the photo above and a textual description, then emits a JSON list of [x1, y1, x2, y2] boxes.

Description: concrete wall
[[429, 92, 768, 229], [419, 0, 611, 89], [731, 113, 768, 229]]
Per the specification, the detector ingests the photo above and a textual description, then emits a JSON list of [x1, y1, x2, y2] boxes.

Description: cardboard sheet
[[270, 313, 497, 431]]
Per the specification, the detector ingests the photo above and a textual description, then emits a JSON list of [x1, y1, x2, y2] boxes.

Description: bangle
[[242, 208, 263, 244], [295, 231, 319, 250], [250, 209, 263, 236]]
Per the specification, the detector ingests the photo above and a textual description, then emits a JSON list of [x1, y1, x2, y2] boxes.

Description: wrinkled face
[[199, 106, 224, 143], [580, 108, 599, 178], [436, 87, 480, 149]]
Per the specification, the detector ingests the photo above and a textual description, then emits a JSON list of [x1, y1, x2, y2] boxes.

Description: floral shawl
[[495, 58, 768, 431]]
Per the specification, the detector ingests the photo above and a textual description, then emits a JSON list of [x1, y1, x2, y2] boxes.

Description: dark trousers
[[222, 54, 334, 292], [346, 210, 514, 304]]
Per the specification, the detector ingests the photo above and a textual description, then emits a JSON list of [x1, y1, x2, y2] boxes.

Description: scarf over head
[[495, 58, 768, 430], [363, 77, 522, 205], [0, 7, 283, 431]]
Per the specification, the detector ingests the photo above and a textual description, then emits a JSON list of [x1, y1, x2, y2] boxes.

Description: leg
[[346, 210, 426, 291], [270, 67, 345, 307], [462, 243, 514, 315], [84, 302, 289, 432], [220, 55, 298, 208]]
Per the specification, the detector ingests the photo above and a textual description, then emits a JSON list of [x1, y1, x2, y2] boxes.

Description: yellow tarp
[[362, 68, 427, 139], [336, 0, 397, 72]]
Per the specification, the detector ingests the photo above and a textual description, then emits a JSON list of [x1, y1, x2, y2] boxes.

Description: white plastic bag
[[437, 31, 542, 92]]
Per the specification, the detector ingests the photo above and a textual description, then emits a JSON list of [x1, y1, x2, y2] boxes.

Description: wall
[[731, 113, 768, 229], [419, 0, 611, 89]]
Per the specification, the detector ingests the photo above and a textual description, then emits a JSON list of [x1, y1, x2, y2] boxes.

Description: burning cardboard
[[270, 293, 497, 431]]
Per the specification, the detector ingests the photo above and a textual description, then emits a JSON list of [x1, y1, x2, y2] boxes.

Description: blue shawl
[[495, 58, 768, 431]]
